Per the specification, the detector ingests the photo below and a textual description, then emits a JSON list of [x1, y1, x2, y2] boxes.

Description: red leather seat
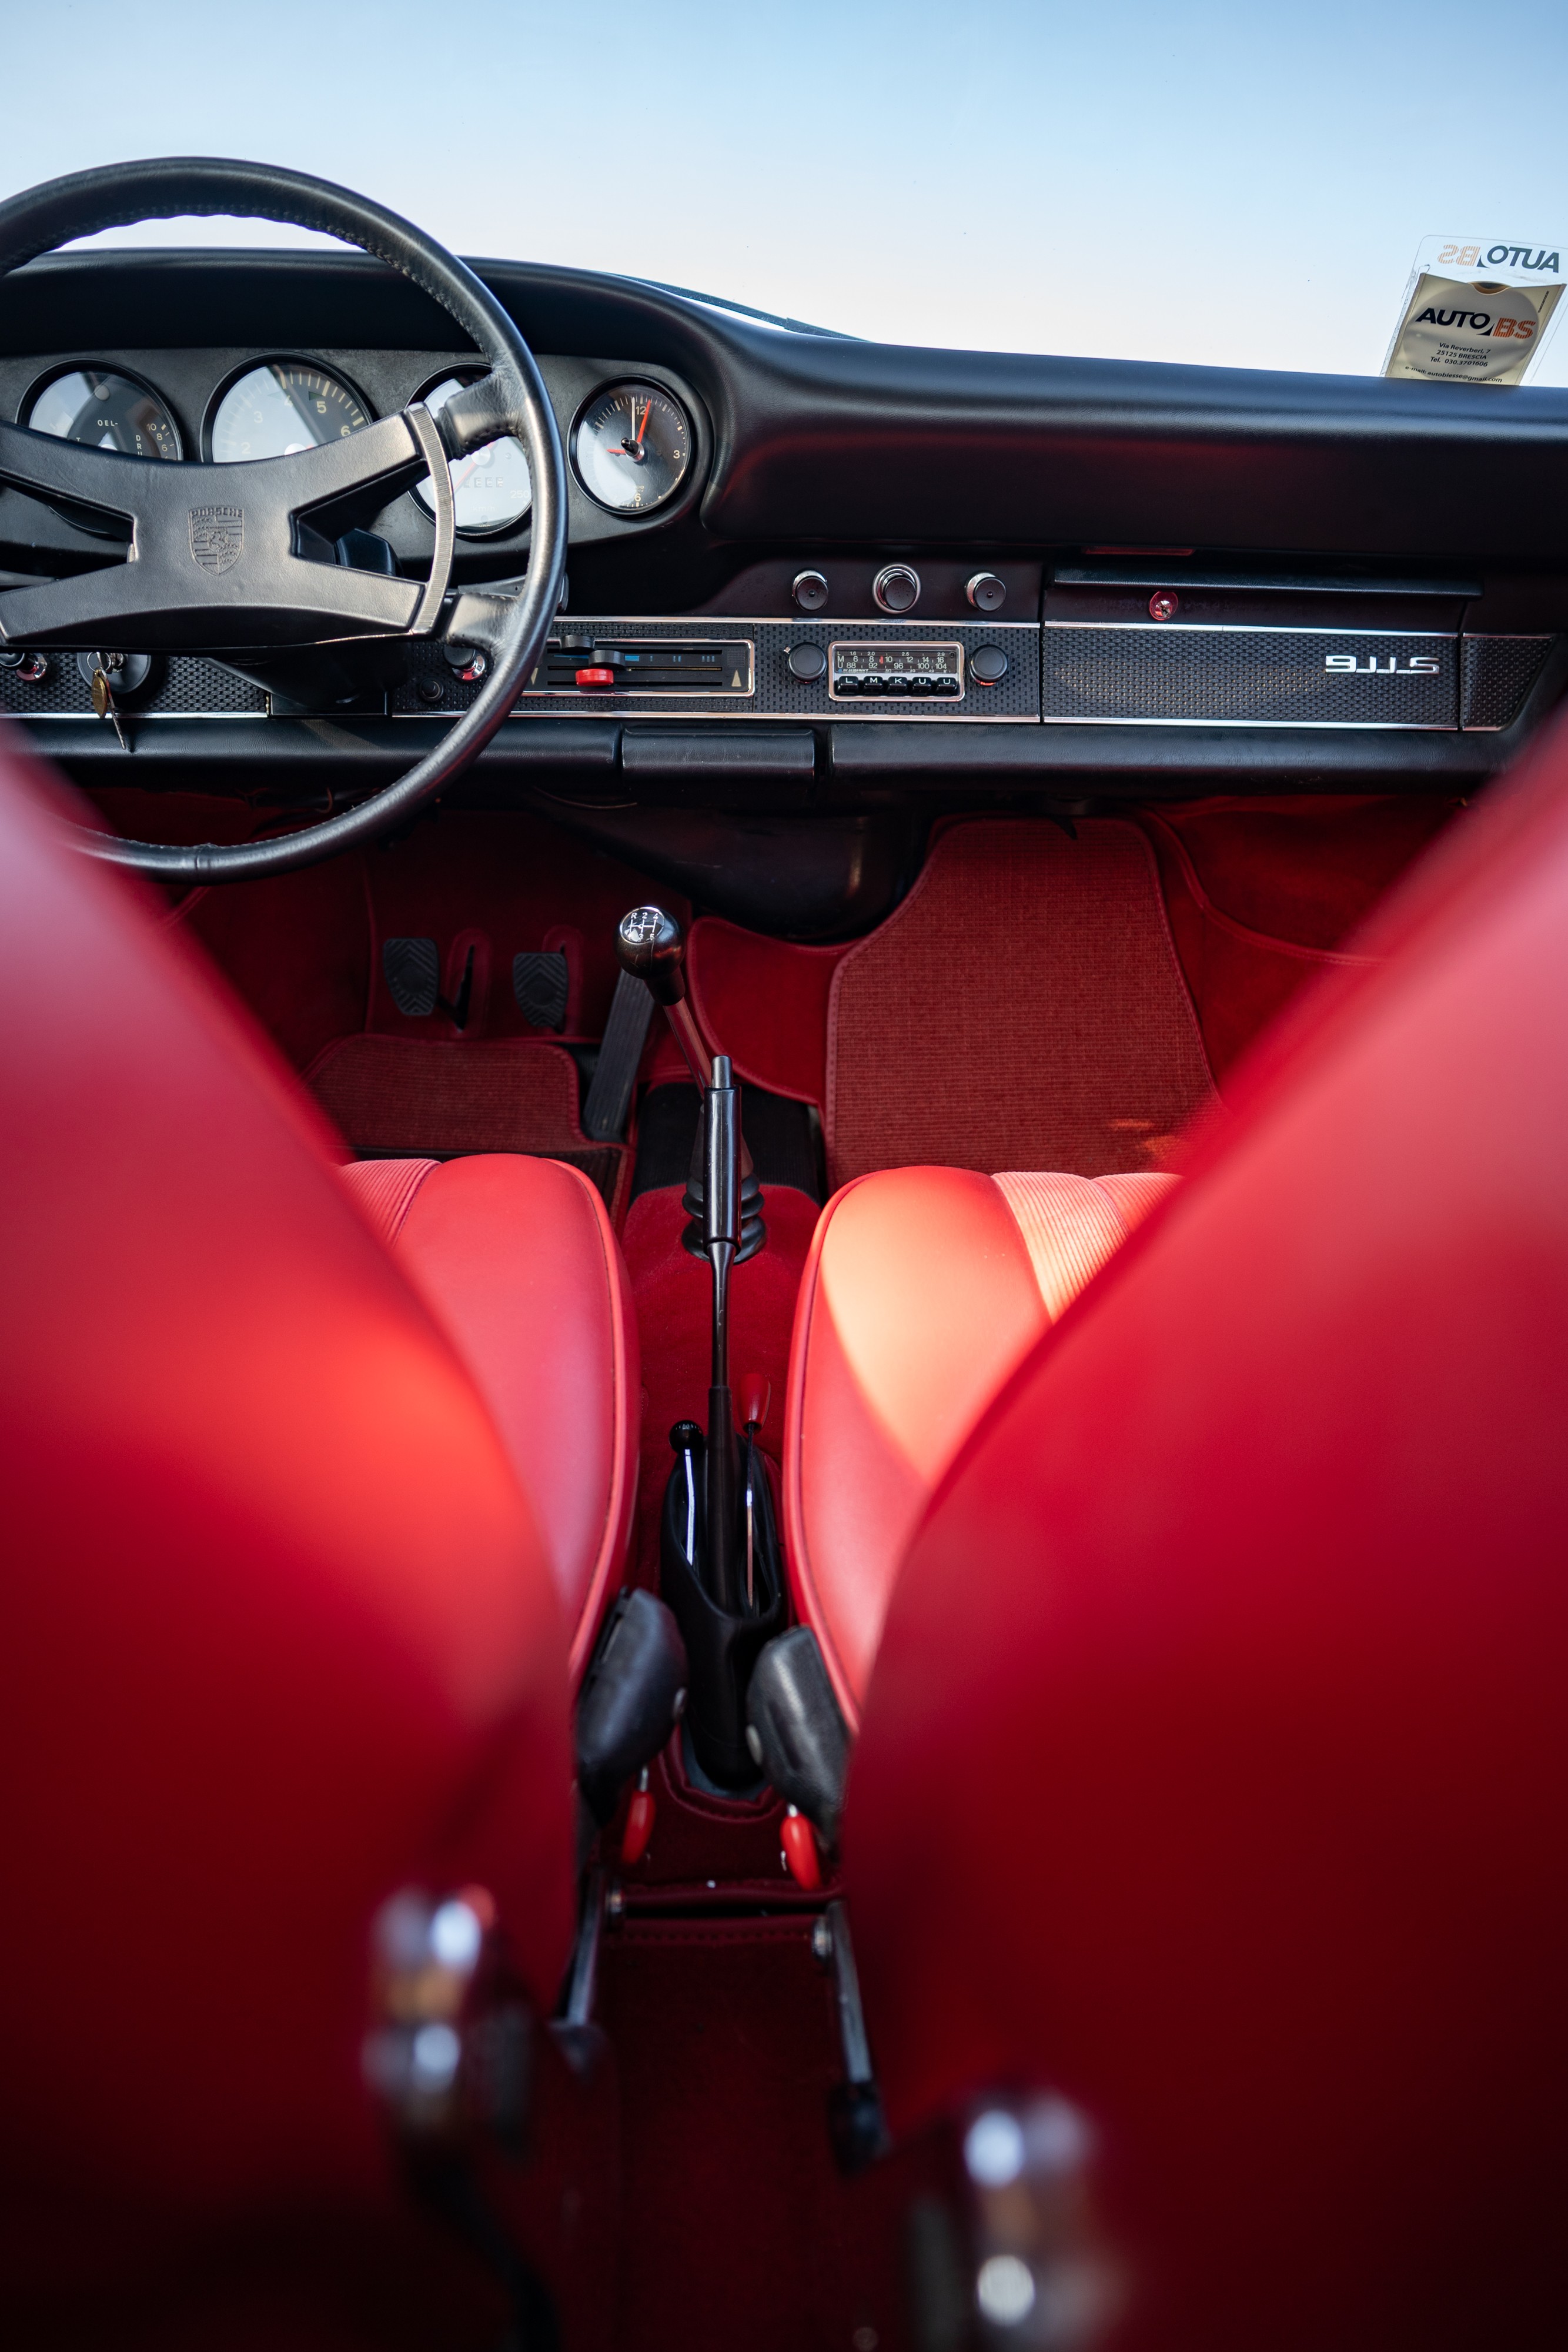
[[842, 727, 1568, 2345], [339, 1153, 637, 1679], [783, 1165, 1175, 1723], [0, 746, 633, 2318]]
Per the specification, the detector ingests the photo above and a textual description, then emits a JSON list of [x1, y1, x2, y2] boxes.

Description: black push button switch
[[787, 642, 827, 682]]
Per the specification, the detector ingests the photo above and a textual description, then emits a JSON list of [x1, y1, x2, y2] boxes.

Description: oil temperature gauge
[[571, 380, 693, 515]]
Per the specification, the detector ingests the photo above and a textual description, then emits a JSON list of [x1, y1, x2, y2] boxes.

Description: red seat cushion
[[842, 727, 1568, 2344], [339, 1152, 638, 1678], [0, 747, 577, 2246], [783, 1165, 1175, 1723]]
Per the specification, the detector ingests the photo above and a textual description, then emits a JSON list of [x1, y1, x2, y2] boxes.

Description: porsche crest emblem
[[188, 505, 244, 575]]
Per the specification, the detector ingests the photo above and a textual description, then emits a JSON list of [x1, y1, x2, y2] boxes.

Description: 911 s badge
[[1325, 653, 1442, 674], [188, 505, 243, 575]]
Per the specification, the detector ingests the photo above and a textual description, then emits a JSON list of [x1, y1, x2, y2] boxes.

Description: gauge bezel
[[201, 354, 376, 463], [569, 378, 696, 519], [406, 366, 533, 539], [19, 361, 185, 460]]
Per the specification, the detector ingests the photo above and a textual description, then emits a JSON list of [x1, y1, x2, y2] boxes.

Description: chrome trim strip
[[490, 708, 1040, 724], [524, 614, 1039, 629], [1041, 716, 1456, 731], [1043, 620, 1454, 640]]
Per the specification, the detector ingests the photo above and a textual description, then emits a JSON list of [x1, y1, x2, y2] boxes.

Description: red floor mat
[[304, 1035, 629, 1215], [826, 818, 1217, 1188]]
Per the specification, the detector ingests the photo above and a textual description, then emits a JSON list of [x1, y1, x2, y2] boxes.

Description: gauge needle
[[614, 401, 651, 462]]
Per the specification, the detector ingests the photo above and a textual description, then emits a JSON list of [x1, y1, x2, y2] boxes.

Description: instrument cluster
[[15, 353, 701, 544]]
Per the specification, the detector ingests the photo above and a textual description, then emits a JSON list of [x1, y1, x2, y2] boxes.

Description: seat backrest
[[844, 721, 1568, 2348], [0, 746, 573, 2247]]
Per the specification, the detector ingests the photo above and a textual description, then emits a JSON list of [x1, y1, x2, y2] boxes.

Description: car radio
[[828, 641, 964, 700]]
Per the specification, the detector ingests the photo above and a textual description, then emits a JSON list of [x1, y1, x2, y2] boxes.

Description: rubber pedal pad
[[512, 948, 570, 1031], [382, 936, 440, 1018]]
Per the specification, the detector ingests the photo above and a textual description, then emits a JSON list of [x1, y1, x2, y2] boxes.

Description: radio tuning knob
[[966, 571, 1007, 613], [873, 563, 920, 614]]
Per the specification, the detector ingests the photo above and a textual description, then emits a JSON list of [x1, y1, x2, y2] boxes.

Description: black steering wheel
[[0, 158, 568, 882]]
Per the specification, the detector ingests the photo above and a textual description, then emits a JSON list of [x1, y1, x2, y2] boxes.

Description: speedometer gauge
[[24, 367, 180, 459], [409, 372, 531, 536], [207, 361, 371, 462], [571, 381, 693, 514]]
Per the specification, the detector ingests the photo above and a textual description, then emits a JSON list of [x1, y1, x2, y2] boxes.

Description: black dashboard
[[3, 243, 1567, 821]]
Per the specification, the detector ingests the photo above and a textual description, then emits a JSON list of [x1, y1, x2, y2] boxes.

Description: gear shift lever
[[616, 906, 764, 1263], [616, 905, 714, 1092]]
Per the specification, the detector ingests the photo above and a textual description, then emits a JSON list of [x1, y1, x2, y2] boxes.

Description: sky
[[3, 0, 1567, 383]]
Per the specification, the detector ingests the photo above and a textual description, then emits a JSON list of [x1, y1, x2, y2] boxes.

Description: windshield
[[8, 0, 1567, 384]]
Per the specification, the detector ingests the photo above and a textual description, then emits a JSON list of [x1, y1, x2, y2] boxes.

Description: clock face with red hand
[[571, 379, 692, 514]]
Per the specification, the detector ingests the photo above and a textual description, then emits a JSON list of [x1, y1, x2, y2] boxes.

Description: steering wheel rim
[[0, 157, 569, 882]]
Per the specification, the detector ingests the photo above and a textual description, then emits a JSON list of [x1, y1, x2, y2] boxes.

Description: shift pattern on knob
[[617, 904, 687, 1004]]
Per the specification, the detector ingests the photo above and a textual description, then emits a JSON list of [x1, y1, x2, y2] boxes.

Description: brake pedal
[[383, 936, 439, 1018], [512, 948, 570, 1032], [384, 936, 476, 1029]]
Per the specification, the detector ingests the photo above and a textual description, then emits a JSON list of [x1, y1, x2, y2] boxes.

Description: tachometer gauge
[[207, 361, 371, 462], [571, 380, 692, 514], [24, 367, 180, 459], [409, 372, 531, 536]]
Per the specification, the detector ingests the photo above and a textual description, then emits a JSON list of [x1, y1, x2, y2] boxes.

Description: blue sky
[[5, 0, 1567, 382]]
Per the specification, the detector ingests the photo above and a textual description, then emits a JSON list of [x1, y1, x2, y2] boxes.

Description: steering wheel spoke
[[0, 156, 568, 877], [0, 408, 447, 650], [0, 416, 144, 528]]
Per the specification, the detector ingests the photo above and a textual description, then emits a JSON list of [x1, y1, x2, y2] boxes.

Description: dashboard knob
[[969, 645, 1009, 684], [966, 571, 1007, 613], [792, 569, 829, 612], [787, 642, 827, 682], [873, 563, 921, 614]]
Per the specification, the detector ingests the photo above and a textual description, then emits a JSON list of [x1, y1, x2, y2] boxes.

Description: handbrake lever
[[704, 1055, 741, 1613]]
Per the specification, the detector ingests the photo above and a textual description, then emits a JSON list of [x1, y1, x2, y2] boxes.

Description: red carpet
[[826, 818, 1218, 1187], [305, 1035, 629, 1214]]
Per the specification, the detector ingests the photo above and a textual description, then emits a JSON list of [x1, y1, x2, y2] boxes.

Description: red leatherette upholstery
[[784, 1167, 1174, 1726], [0, 746, 574, 2226], [845, 730, 1568, 2347], [340, 1154, 638, 1679]]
